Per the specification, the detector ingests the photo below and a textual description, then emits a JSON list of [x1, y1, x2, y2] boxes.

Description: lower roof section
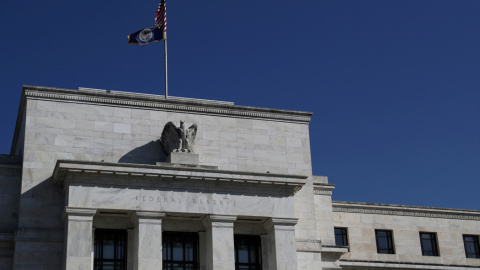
[[340, 259, 480, 270], [332, 201, 480, 221]]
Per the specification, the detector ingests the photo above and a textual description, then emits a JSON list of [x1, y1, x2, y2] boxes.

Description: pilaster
[[130, 211, 165, 270], [263, 217, 298, 270], [202, 215, 237, 270], [62, 207, 97, 270]]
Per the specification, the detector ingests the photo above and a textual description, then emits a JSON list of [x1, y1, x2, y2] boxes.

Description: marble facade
[[0, 85, 478, 269]]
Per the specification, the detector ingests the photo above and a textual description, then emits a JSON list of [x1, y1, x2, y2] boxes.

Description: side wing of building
[[328, 201, 480, 269]]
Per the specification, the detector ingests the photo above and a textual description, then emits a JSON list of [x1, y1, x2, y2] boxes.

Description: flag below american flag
[[127, 27, 165, 45], [155, 0, 167, 33], [127, 0, 167, 45]]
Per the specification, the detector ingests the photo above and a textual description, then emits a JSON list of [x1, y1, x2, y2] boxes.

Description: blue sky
[[1, 0, 478, 210]]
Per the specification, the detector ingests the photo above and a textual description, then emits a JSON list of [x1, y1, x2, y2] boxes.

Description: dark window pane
[[172, 242, 184, 261], [375, 230, 394, 254], [103, 239, 115, 259], [420, 232, 438, 256], [94, 229, 127, 270], [162, 232, 199, 270], [334, 228, 348, 246], [237, 248, 249, 263], [234, 235, 262, 270], [464, 235, 480, 258]]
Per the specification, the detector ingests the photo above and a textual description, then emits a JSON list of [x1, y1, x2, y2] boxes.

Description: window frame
[[334, 227, 349, 247], [94, 229, 128, 270], [463, 235, 480, 259], [375, 229, 395, 254], [234, 234, 262, 270], [419, 232, 439, 256], [162, 231, 200, 270]]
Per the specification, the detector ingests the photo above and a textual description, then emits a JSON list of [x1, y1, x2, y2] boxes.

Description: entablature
[[53, 160, 307, 196]]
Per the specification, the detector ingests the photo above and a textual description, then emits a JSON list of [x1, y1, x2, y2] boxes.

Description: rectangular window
[[162, 232, 199, 270], [94, 229, 127, 270], [334, 227, 349, 246], [375, 230, 395, 254], [463, 235, 480, 259], [419, 232, 439, 256], [234, 235, 262, 270]]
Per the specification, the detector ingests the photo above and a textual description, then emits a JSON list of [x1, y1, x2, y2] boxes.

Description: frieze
[[333, 203, 480, 221]]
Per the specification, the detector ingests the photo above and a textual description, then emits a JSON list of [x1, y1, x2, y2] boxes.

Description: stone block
[[165, 152, 199, 166]]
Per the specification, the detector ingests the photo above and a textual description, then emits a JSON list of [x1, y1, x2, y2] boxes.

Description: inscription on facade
[[135, 196, 238, 207]]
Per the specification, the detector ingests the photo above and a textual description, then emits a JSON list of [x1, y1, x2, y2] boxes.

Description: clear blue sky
[[1, 0, 479, 210]]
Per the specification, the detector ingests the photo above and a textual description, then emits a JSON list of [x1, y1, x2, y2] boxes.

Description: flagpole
[[164, 33, 168, 99]]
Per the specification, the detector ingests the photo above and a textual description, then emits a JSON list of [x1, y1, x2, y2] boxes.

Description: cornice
[[313, 183, 335, 196], [22, 85, 312, 123], [53, 160, 307, 196], [332, 201, 480, 221]]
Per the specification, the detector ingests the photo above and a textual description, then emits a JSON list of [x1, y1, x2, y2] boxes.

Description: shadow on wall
[[118, 140, 167, 165], [14, 176, 65, 267]]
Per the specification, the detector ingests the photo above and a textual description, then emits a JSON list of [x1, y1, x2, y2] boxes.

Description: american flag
[[154, 0, 167, 32]]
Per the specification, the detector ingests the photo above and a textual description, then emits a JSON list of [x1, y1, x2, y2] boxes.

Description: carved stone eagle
[[160, 120, 198, 154]]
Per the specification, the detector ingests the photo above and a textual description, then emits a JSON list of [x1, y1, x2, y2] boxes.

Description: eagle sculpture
[[160, 120, 198, 154]]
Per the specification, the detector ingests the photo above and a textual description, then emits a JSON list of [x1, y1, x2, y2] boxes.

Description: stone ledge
[[296, 239, 322, 252], [321, 245, 349, 254]]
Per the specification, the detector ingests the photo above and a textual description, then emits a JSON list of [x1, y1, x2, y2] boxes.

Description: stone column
[[62, 207, 97, 270], [202, 215, 237, 270], [263, 218, 298, 270], [130, 211, 165, 270]]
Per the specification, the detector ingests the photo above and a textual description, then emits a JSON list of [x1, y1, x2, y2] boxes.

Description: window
[[94, 229, 127, 270], [334, 227, 349, 246], [375, 230, 395, 254], [234, 235, 262, 270], [162, 232, 199, 270], [419, 232, 439, 256], [463, 235, 480, 259]]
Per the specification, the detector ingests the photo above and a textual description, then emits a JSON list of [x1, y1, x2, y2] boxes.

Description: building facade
[[0, 85, 479, 270]]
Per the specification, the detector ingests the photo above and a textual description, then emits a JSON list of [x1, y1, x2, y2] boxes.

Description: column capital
[[202, 215, 237, 228], [263, 217, 298, 232], [62, 207, 96, 223], [131, 211, 165, 225]]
